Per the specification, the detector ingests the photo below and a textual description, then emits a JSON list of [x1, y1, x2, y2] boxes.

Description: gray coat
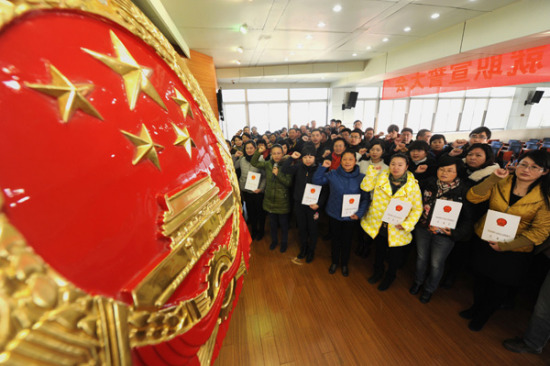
[[233, 155, 267, 193]]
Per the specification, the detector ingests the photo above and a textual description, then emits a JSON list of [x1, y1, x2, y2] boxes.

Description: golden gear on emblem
[[0, 1, 250, 365]]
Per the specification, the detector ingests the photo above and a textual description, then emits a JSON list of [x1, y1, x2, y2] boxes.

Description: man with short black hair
[[446, 126, 492, 158], [340, 128, 352, 144], [251, 126, 260, 139], [353, 120, 363, 130], [287, 127, 303, 154], [364, 127, 375, 147]]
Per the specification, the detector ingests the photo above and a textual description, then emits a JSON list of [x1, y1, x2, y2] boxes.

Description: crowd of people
[[228, 119, 550, 354]]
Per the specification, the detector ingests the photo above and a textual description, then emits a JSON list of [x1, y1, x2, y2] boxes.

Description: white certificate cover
[[382, 199, 412, 225], [481, 209, 521, 242], [244, 171, 261, 191], [342, 194, 360, 217], [430, 199, 463, 230], [302, 184, 322, 205]]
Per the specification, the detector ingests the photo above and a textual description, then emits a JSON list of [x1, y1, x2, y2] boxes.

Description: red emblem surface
[[349, 198, 355, 204], [311, 188, 316, 193], [0, 3, 250, 366], [443, 205, 452, 213], [395, 205, 403, 212], [497, 218, 508, 227]]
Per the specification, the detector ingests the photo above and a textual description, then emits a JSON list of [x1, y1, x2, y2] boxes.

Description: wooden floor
[[215, 223, 550, 366]]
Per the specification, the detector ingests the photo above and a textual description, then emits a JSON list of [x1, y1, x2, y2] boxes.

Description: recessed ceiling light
[[318, 21, 326, 28], [352, 53, 357, 57], [239, 23, 248, 34], [297, 43, 303, 49], [382, 37, 389, 42], [404, 26, 411, 32], [234, 60, 241, 65], [290, 51, 295, 55], [366, 46, 372, 50], [431, 13, 440, 19], [236, 46, 243, 53], [306, 34, 313, 40], [333, 4, 342, 12], [284, 57, 289, 61]]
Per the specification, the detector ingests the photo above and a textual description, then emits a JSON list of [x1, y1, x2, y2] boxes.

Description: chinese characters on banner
[[382, 44, 550, 99]]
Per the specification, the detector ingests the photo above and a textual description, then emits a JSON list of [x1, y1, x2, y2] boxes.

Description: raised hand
[[322, 160, 331, 168], [449, 148, 463, 157], [494, 168, 509, 179], [415, 165, 428, 173], [453, 139, 468, 148], [291, 151, 301, 160], [272, 166, 278, 176], [359, 148, 367, 155], [234, 151, 243, 158], [323, 149, 331, 157]]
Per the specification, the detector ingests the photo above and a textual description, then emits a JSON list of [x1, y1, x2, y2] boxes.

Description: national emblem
[[0, 1, 250, 365]]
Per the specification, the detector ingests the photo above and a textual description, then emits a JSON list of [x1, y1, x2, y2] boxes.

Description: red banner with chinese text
[[382, 44, 550, 99]]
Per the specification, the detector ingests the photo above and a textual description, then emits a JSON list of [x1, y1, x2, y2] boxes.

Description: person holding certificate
[[410, 157, 474, 303], [251, 144, 293, 252], [463, 150, 550, 331], [313, 150, 370, 276], [282, 143, 328, 263], [361, 154, 423, 291], [233, 140, 267, 241]]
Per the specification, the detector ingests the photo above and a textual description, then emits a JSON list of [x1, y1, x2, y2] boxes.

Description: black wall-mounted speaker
[[346, 91, 358, 109], [525, 90, 545, 105], [217, 88, 224, 120]]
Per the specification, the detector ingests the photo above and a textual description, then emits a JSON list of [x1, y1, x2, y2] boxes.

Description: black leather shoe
[[329, 264, 337, 274], [368, 271, 383, 284], [503, 337, 541, 354], [256, 233, 264, 241], [341, 265, 349, 277], [280, 244, 287, 253], [377, 276, 395, 291], [459, 307, 475, 320], [409, 283, 421, 295], [305, 252, 314, 263], [468, 317, 488, 332], [419, 291, 432, 303], [297, 248, 307, 259], [269, 242, 277, 250]]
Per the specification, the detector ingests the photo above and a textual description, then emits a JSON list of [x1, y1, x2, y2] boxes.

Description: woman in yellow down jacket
[[361, 154, 423, 291], [462, 150, 550, 332]]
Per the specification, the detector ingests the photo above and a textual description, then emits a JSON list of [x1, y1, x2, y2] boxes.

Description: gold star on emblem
[[172, 123, 196, 156], [25, 64, 103, 123], [121, 124, 164, 170], [82, 30, 167, 111], [172, 87, 194, 119]]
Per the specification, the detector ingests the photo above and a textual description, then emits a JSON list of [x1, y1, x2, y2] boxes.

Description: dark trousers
[[471, 273, 511, 324], [294, 202, 319, 254], [242, 191, 266, 236], [373, 228, 408, 279], [329, 217, 355, 266], [525, 269, 550, 352], [269, 213, 289, 247]]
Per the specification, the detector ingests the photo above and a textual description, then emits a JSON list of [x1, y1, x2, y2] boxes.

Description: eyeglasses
[[470, 134, 487, 139], [517, 162, 545, 172]]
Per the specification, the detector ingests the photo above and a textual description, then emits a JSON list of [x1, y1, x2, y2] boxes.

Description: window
[[378, 99, 406, 132], [221, 89, 245, 102], [407, 99, 435, 132], [249, 103, 288, 132], [433, 99, 462, 132], [223, 104, 246, 138], [460, 98, 487, 131], [527, 92, 550, 128], [290, 101, 327, 126], [484, 98, 513, 129]]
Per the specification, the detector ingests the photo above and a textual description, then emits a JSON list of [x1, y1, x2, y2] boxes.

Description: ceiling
[[139, 0, 531, 84]]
